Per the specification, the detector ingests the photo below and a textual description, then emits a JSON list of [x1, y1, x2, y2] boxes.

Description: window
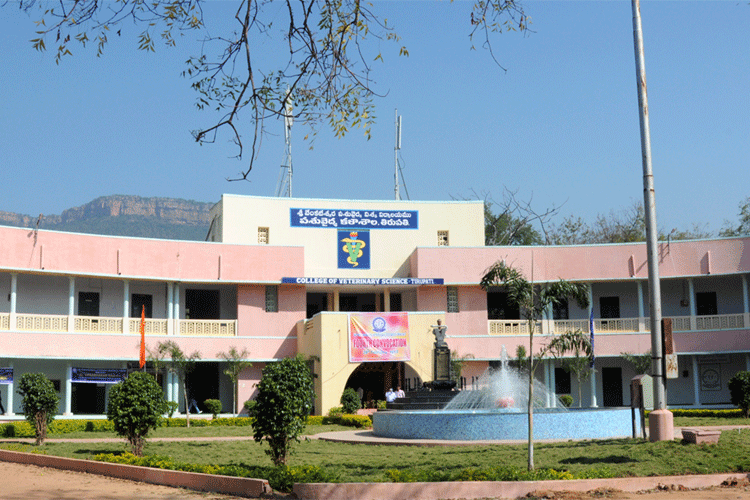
[[437, 230, 449, 246], [599, 296, 620, 319], [131, 294, 153, 318], [258, 227, 269, 244], [696, 292, 717, 316], [447, 286, 459, 313], [78, 292, 100, 316], [487, 291, 520, 320], [265, 285, 278, 313], [552, 298, 569, 320]]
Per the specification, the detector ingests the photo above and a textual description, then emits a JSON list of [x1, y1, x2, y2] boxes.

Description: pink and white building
[[0, 194, 748, 416]]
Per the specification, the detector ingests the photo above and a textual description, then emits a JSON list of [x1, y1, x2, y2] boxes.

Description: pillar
[[688, 279, 696, 331], [9, 273, 17, 328], [64, 364, 73, 415], [68, 276, 75, 332], [637, 281, 645, 331], [692, 355, 700, 407], [123, 280, 130, 334], [167, 282, 174, 336], [5, 362, 13, 415]]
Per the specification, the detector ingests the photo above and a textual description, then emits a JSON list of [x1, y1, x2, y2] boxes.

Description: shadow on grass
[[560, 454, 637, 465]]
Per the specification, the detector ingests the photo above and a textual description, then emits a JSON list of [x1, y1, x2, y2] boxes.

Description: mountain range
[[0, 195, 214, 241]]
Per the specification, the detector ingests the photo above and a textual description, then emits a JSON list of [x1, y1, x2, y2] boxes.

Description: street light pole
[[631, 0, 673, 441]]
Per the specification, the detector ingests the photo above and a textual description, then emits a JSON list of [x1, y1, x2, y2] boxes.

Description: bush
[[17, 373, 59, 445], [253, 355, 314, 466], [107, 372, 168, 456], [165, 401, 179, 418], [559, 395, 574, 408], [204, 399, 222, 419], [327, 406, 344, 417], [244, 399, 257, 417], [729, 371, 750, 418], [340, 388, 361, 414]]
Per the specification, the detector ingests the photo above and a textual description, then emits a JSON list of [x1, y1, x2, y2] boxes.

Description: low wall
[[0, 449, 270, 498]]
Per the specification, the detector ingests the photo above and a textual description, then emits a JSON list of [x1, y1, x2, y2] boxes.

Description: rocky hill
[[0, 195, 214, 241]]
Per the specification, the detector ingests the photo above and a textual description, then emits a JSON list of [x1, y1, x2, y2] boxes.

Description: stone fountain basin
[[372, 407, 638, 441]]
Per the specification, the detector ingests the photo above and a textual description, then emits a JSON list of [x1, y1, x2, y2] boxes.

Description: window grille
[[265, 285, 278, 312], [447, 286, 459, 313], [258, 227, 269, 244], [438, 230, 449, 246]]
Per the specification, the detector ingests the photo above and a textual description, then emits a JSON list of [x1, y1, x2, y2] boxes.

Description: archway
[[344, 362, 424, 408]]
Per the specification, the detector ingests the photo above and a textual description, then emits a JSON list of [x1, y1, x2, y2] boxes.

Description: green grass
[[10, 428, 750, 484]]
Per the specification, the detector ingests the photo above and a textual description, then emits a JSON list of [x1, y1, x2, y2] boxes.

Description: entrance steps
[[384, 390, 459, 410]]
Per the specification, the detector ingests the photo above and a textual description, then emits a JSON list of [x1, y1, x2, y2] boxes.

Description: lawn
[[4, 418, 750, 485]]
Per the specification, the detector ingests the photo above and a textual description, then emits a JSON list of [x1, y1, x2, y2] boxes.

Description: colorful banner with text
[[349, 312, 410, 363]]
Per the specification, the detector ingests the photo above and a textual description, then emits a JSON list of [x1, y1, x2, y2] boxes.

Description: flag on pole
[[589, 307, 595, 369], [139, 305, 146, 370]]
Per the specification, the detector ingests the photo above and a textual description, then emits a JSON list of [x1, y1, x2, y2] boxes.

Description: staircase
[[384, 390, 459, 410]]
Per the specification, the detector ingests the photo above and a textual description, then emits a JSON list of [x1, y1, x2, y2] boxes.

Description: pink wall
[[411, 237, 750, 284], [237, 285, 306, 358], [0, 226, 304, 281]]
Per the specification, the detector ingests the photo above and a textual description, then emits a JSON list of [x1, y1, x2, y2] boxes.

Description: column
[[123, 280, 130, 334], [637, 281, 645, 331], [5, 362, 13, 415], [167, 282, 174, 336], [692, 355, 700, 407], [172, 373, 181, 411], [549, 362, 557, 408], [742, 275, 749, 328], [543, 360, 551, 407], [68, 277, 75, 332], [589, 365, 598, 408], [9, 273, 17, 328], [166, 371, 173, 402], [333, 289, 340, 312], [173, 283, 180, 335], [383, 288, 390, 312], [688, 279, 696, 331], [64, 364, 73, 415]]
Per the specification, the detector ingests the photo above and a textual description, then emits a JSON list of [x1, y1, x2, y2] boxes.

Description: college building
[[1, 194, 749, 416]]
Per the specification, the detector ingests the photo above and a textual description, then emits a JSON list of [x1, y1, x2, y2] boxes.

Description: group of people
[[385, 386, 405, 403]]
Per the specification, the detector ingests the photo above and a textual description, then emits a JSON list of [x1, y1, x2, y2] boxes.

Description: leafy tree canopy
[[720, 196, 750, 237], [17, 0, 529, 178], [17, 372, 59, 445], [107, 371, 168, 456]]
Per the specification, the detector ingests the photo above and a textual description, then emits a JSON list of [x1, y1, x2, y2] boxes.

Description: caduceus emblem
[[341, 231, 366, 267]]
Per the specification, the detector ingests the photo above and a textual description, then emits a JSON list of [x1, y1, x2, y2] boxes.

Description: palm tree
[[480, 261, 590, 470]]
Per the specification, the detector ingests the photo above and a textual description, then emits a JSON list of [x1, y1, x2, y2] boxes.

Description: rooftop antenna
[[275, 88, 294, 197], [394, 110, 410, 200]]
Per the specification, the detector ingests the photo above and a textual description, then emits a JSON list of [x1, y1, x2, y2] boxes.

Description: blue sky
[[1, 1, 748, 235]]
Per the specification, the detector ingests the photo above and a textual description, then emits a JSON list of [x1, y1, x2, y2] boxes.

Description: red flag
[[139, 305, 146, 369]]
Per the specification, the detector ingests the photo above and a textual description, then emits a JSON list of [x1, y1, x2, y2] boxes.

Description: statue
[[429, 319, 455, 391]]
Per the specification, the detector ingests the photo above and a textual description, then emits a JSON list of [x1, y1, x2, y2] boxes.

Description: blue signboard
[[72, 367, 127, 384], [338, 230, 370, 269], [282, 277, 444, 285], [290, 208, 418, 229], [0, 368, 12, 384]]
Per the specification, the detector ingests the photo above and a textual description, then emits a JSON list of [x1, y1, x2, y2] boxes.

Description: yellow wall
[[297, 311, 445, 415], [215, 195, 484, 278]]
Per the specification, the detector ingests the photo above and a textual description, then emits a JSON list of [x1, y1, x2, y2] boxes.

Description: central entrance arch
[[344, 362, 424, 408]]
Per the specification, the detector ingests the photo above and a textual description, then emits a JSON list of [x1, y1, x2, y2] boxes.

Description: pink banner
[[349, 312, 410, 363]]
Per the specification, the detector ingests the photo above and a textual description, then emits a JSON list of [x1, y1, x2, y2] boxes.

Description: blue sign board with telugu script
[[290, 208, 418, 229]]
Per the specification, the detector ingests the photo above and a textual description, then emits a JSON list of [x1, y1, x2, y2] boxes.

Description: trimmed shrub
[[107, 371, 168, 456], [204, 399, 222, 419], [559, 395, 574, 408], [340, 388, 361, 414], [253, 355, 314, 466], [327, 406, 344, 417], [18, 373, 59, 445]]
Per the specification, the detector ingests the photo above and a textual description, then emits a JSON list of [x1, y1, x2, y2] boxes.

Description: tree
[[548, 201, 713, 245], [253, 354, 314, 466], [17, 373, 59, 445], [560, 335, 593, 407], [728, 371, 750, 418], [107, 371, 168, 456], [480, 261, 589, 470], [720, 196, 750, 237], [156, 340, 201, 427], [622, 350, 652, 375], [17, 0, 529, 178], [450, 351, 475, 383], [217, 346, 252, 417]]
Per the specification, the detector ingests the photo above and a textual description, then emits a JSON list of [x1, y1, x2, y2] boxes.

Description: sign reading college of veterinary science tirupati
[[290, 208, 418, 229], [349, 312, 410, 363]]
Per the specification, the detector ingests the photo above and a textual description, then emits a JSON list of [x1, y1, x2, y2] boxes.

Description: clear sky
[[1, 1, 748, 235]]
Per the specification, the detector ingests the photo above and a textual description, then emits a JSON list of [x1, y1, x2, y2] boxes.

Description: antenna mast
[[394, 110, 402, 200], [276, 89, 294, 197]]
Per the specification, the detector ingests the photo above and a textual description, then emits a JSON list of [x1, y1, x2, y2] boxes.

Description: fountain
[[373, 345, 640, 441]]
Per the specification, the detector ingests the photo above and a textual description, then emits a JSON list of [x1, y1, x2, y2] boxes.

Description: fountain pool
[[372, 346, 640, 441]]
